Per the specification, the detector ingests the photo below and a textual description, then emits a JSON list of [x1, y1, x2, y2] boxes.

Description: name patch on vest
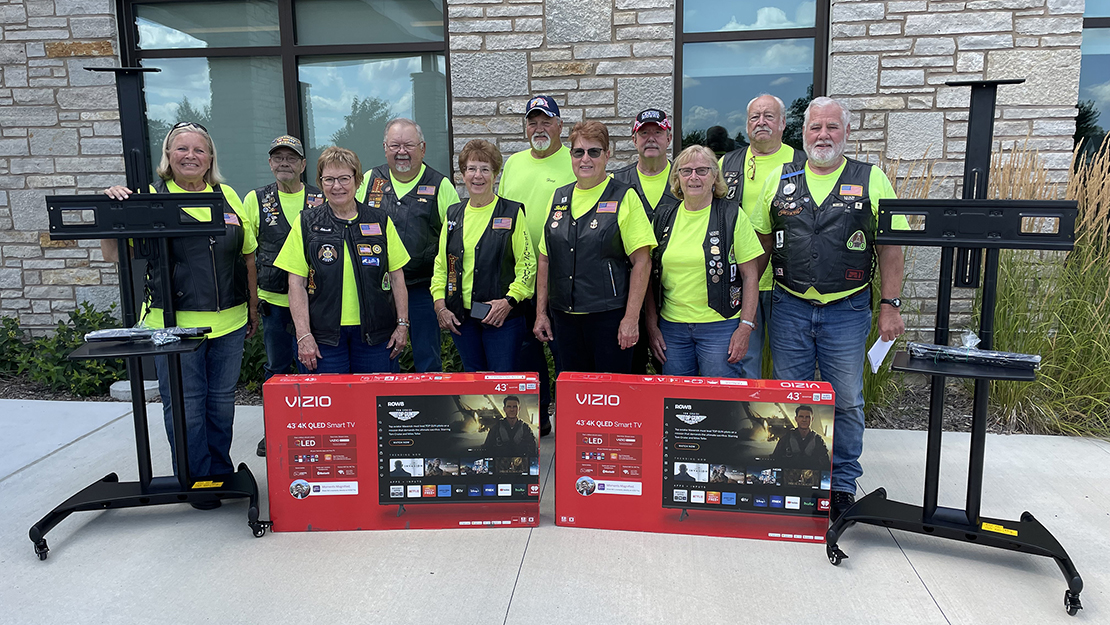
[[357, 244, 374, 256], [845, 268, 866, 281], [360, 223, 382, 236], [417, 185, 436, 195], [597, 201, 618, 213], [224, 212, 240, 226], [492, 217, 513, 230], [840, 184, 863, 197], [318, 244, 338, 264]]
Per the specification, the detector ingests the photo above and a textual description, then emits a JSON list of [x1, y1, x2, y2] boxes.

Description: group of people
[[101, 91, 905, 520]]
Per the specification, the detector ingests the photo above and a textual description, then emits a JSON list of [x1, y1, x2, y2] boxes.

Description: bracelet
[[740, 319, 757, 330], [435, 306, 446, 315], [397, 318, 410, 327], [297, 332, 313, 343]]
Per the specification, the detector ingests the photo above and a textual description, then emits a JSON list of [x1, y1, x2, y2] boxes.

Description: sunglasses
[[172, 121, 208, 133], [570, 147, 605, 158]]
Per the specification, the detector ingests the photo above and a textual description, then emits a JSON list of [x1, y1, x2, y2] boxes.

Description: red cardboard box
[[555, 373, 835, 543], [264, 373, 540, 532]]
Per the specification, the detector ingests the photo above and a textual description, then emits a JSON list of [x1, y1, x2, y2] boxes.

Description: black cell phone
[[470, 301, 492, 320]]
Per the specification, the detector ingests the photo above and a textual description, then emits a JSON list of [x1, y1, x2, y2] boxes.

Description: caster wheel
[[252, 526, 266, 538], [34, 539, 49, 561], [1064, 590, 1082, 616], [826, 544, 847, 566]]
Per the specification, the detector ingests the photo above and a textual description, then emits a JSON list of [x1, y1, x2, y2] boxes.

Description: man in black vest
[[720, 94, 807, 379], [243, 135, 324, 457], [482, 396, 538, 457], [750, 97, 905, 521], [357, 118, 461, 373], [771, 405, 830, 470]]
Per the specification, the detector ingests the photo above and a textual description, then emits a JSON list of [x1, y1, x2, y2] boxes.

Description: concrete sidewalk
[[0, 399, 1106, 624]]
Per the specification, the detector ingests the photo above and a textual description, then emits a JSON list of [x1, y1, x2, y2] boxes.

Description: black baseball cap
[[633, 109, 672, 133]]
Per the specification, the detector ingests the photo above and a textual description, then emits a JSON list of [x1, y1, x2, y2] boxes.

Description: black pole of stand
[[824, 78, 1084, 616], [28, 67, 268, 561]]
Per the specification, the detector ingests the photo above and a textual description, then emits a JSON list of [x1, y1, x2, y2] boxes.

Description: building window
[[676, 0, 829, 152], [1079, 3, 1110, 158], [120, 0, 450, 191]]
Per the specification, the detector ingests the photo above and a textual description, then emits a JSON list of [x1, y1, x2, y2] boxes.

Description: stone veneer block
[[548, 0, 612, 44], [616, 76, 673, 117], [904, 11, 1013, 36], [830, 55, 879, 95], [987, 48, 1080, 106], [450, 52, 529, 97], [887, 112, 945, 160]]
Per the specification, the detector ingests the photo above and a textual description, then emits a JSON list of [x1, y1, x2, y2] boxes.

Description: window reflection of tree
[[329, 95, 393, 154]]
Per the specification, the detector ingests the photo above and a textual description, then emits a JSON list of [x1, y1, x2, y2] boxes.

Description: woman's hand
[[727, 323, 753, 364], [246, 304, 259, 339], [104, 185, 133, 200], [388, 324, 408, 359], [437, 305, 462, 335], [298, 334, 322, 371], [647, 320, 667, 363], [534, 312, 553, 342], [617, 313, 639, 350], [482, 299, 512, 327]]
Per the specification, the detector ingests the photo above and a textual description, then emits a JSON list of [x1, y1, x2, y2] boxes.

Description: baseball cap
[[526, 95, 560, 118], [633, 109, 672, 133], [269, 135, 305, 157]]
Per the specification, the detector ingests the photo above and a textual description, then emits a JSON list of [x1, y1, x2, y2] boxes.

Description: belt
[[778, 284, 870, 307]]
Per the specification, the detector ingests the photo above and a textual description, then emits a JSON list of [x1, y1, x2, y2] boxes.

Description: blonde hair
[[316, 146, 364, 191], [156, 123, 223, 185], [669, 145, 728, 200]]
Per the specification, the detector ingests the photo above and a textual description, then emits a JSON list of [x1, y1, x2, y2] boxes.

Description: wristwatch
[[880, 298, 902, 309], [505, 296, 518, 307]]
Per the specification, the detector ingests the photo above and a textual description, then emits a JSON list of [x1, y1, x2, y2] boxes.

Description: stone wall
[[826, 0, 1083, 337], [447, 0, 676, 178], [0, 0, 123, 334]]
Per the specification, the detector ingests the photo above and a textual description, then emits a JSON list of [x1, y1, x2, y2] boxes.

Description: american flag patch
[[597, 201, 618, 213], [223, 212, 240, 226], [492, 217, 513, 229], [840, 184, 863, 197], [417, 185, 436, 195], [360, 223, 382, 236]]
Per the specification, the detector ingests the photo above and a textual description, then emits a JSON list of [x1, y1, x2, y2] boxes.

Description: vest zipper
[[209, 237, 222, 312], [607, 261, 618, 297]]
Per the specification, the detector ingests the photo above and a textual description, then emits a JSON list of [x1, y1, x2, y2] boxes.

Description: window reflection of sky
[[136, 1, 281, 49], [1087, 1, 1110, 17], [684, 0, 815, 33], [1080, 30, 1110, 123], [682, 39, 813, 137]]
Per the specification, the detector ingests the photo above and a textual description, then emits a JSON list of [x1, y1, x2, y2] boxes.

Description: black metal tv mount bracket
[[29, 67, 267, 562], [823, 79, 1083, 616]]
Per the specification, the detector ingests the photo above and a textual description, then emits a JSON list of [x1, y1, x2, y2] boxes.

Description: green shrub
[[239, 328, 268, 391], [0, 316, 27, 377], [24, 302, 127, 396]]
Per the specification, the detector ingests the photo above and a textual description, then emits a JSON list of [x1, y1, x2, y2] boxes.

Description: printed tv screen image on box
[[378, 393, 542, 505], [663, 398, 833, 517]]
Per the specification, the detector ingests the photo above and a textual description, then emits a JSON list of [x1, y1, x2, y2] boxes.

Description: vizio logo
[[576, 394, 620, 406], [285, 396, 332, 408]]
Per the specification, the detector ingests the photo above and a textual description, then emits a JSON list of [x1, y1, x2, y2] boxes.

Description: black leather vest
[[651, 197, 744, 320], [721, 145, 807, 204], [544, 181, 632, 314], [254, 182, 325, 294], [443, 198, 523, 321], [610, 161, 678, 221], [299, 202, 396, 347], [146, 179, 247, 313], [360, 164, 447, 287], [770, 158, 876, 295]]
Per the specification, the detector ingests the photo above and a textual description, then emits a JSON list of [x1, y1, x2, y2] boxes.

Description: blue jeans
[[739, 290, 773, 379], [658, 318, 745, 378], [155, 324, 246, 479], [408, 286, 442, 372], [769, 286, 871, 494], [451, 314, 526, 372], [314, 325, 399, 374], [261, 302, 299, 380]]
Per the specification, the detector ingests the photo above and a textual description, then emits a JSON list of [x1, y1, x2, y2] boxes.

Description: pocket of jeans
[[847, 289, 872, 311], [771, 287, 785, 305]]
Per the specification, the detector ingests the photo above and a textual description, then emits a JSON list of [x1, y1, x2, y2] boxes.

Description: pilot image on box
[[673, 463, 696, 482], [482, 395, 538, 457], [389, 459, 412, 477], [771, 405, 831, 470]]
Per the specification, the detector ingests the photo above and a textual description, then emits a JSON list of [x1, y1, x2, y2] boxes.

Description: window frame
[[673, 0, 831, 145], [116, 0, 453, 155]]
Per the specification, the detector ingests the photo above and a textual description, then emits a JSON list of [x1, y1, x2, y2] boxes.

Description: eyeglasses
[[678, 166, 712, 178], [386, 142, 422, 152], [747, 155, 757, 180], [270, 155, 303, 164], [465, 165, 494, 175], [172, 121, 208, 133], [570, 147, 604, 158], [321, 175, 354, 187]]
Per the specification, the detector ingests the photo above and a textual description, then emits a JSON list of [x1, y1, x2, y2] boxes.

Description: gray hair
[[803, 97, 851, 130], [156, 123, 223, 185], [383, 117, 425, 143], [747, 93, 786, 119]]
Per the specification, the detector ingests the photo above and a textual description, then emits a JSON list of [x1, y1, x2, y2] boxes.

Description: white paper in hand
[[868, 337, 896, 374]]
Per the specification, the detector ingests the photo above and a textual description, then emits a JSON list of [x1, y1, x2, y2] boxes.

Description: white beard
[[530, 134, 551, 152], [805, 138, 845, 168]]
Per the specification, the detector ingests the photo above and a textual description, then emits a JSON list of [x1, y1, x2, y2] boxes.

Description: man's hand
[[878, 305, 905, 342]]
